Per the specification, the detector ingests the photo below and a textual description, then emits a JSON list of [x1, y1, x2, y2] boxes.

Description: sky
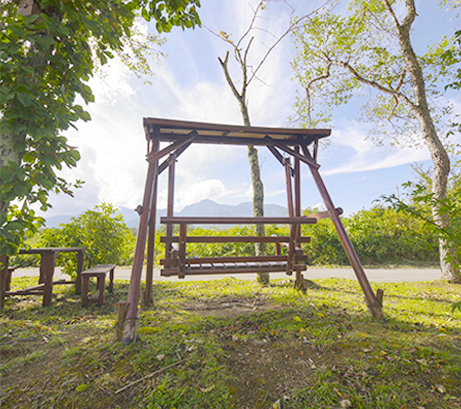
[[38, 0, 461, 220]]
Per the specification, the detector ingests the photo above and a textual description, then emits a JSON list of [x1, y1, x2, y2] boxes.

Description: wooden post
[[122, 142, 160, 344], [116, 302, 129, 341], [75, 249, 85, 295], [41, 252, 56, 306], [293, 146, 305, 290], [178, 223, 187, 279], [165, 154, 176, 260], [284, 158, 295, 276], [145, 139, 160, 305], [301, 145, 384, 320]]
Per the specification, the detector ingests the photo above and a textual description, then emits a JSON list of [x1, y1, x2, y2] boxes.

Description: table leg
[[75, 250, 84, 295], [41, 253, 56, 306]]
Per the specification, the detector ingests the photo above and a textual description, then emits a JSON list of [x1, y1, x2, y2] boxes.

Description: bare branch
[[218, 52, 242, 102]]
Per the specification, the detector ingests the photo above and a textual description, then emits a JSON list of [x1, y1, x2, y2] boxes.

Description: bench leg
[[82, 276, 90, 306], [108, 268, 114, 293], [97, 275, 105, 305]]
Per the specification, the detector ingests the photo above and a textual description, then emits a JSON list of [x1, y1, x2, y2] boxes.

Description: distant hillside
[[44, 200, 287, 229]]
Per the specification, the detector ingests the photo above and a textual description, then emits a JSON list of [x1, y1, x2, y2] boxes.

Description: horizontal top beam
[[144, 117, 331, 146], [160, 216, 317, 225]]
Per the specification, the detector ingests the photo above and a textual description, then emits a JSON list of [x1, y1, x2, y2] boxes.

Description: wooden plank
[[178, 223, 187, 279], [160, 264, 307, 276], [161, 216, 317, 225], [160, 254, 308, 266], [143, 117, 331, 141], [160, 236, 311, 243], [81, 264, 116, 275]]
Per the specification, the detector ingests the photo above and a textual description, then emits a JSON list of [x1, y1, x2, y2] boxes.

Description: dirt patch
[[180, 294, 284, 318]]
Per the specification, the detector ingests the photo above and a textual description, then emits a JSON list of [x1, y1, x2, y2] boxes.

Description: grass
[[0, 275, 460, 408]]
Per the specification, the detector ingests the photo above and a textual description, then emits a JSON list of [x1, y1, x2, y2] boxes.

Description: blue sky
[[39, 0, 461, 219]]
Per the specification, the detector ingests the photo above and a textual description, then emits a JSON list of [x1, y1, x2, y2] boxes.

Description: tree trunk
[[393, 1, 459, 282], [239, 101, 269, 285]]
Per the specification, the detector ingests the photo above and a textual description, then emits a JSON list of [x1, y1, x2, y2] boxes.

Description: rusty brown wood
[[123, 143, 160, 344], [145, 139, 160, 305], [267, 145, 285, 165], [165, 153, 176, 260], [6, 283, 46, 295], [300, 145, 384, 320], [178, 223, 187, 279], [158, 141, 192, 175], [294, 145, 302, 284], [284, 158, 295, 275], [161, 254, 309, 266], [264, 137, 320, 170], [144, 117, 331, 141], [161, 216, 317, 225], [146, 131, 197, 163], [75, 248, 85, 295], [41, 252, 56, 306], [160, 236, 311, 243], [161, 264, 307, 276]]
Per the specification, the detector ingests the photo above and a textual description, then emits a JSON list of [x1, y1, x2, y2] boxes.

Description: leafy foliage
[[0, 0, 201, 258], [31, 203, 135, 276], [153, 206, 439, 267], [382, 166, 461, 279]]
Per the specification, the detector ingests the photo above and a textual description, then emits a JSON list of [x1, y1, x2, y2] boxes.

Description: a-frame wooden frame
[[121, 118, 384, 344]]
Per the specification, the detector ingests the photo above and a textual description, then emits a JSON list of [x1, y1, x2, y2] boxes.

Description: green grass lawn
[[1, 276, 460, 408]]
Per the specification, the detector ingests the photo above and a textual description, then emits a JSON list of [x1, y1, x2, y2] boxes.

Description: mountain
[[44, 200, 287, 229]]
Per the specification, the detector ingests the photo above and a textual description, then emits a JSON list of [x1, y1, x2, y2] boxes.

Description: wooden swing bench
[[159, 216, 317, 278]]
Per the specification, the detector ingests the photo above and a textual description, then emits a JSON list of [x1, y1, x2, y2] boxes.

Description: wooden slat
[[160, 264, 307, 276], [161, 216, 317, 225], [160, 236, 311, 243], [160, 254, 308, 267]]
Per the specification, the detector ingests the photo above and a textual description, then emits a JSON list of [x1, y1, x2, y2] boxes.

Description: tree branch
[[218, 52, 243, 103], [329, 58, 416, 110]]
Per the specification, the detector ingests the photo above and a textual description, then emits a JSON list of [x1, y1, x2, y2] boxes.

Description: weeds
[[1, 276, 460, 408]]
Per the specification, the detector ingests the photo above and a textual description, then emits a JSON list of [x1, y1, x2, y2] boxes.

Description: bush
[[16, 203, 135, 276]]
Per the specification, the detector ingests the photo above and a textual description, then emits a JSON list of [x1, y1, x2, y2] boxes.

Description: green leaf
[[13, 183, 28, 197], [75, 384, 88, 392], [17, 92, 32, 107]]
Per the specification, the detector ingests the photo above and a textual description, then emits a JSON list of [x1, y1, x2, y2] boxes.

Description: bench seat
[[81, 264, 116, 306]]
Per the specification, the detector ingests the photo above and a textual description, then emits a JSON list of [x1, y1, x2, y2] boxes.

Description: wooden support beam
[[264, 136, 320, 170], [158, 140, 192, 175], [146, 131, 197, 163], [145, 139, 160, 305], [123, 143, 160, 344], [267, 144, 285, 165], [300, 144, 384, 320], [178, 223, 187, 279]]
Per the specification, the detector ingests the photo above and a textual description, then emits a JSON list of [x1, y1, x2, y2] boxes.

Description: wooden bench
[[81, 264, 116, 306], [159, 216, 317, 278]]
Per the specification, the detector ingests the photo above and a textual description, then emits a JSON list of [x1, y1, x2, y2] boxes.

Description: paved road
[[13, 266, 442, 282]]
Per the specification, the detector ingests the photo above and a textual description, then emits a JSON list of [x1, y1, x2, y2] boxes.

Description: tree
[[37, 203, 135, 276], [292, 0, 461, 281], [0, 0, 201, 259], [213, 1, 316, 285]]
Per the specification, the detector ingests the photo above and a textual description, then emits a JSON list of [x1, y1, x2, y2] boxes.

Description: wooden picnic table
[[0, 247, 86, 307]]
